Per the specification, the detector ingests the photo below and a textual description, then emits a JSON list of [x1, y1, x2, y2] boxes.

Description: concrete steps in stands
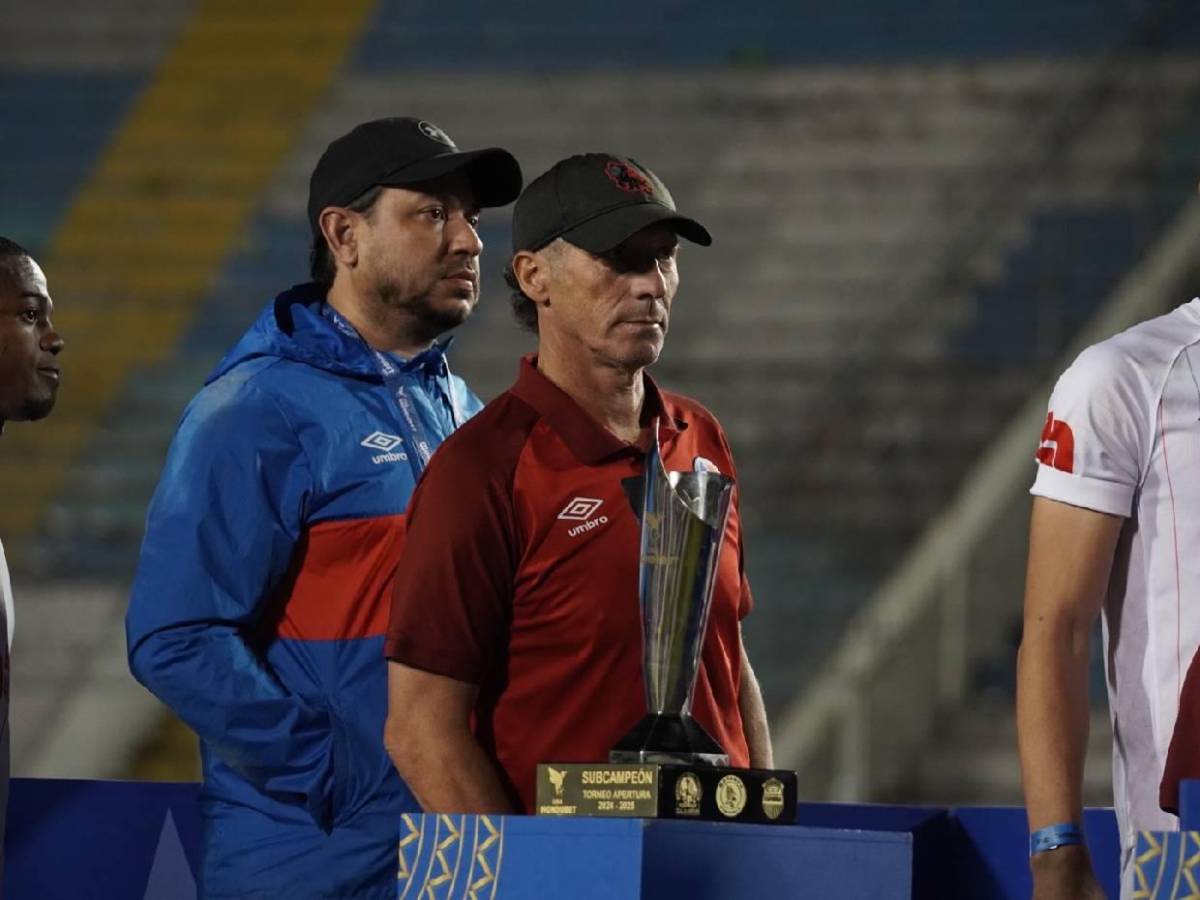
[[0, 0, 193, 71]]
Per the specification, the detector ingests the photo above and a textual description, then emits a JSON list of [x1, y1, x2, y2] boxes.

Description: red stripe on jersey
[[275, 515, 406, 640]]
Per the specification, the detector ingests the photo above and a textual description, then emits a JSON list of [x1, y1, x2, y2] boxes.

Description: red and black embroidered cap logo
[[512, 153, 712, 254], [307, 117, 523, 237], [604, 159, 655, 195]]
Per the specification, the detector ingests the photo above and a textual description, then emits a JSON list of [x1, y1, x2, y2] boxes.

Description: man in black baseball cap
[[511, 152, 710, 256], [308, 116, 522, 328], [503, 153, 710, 335], [385, 154, 774, 814], [126, 117, 521, 898], [307, 116, 522, 240]]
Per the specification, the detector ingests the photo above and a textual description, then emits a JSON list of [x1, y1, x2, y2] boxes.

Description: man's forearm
[[1015, 498, 1118, 900], [1017, 622, 1106, 899], [1016, 620, 1093, 830], [388, 728, 514, 814], [739, 652, 774, 768]]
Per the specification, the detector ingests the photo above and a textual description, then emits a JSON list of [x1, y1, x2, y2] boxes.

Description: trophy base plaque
[[536, 763, 797, 825]]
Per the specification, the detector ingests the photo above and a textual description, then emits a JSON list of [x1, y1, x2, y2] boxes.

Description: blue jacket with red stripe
[[126, 284, 482, 898]]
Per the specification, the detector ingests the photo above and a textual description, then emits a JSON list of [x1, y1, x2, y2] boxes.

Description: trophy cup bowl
[[609, 427, 734, 767]]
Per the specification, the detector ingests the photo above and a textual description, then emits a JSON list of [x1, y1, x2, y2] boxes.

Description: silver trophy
[[610, 424, 735, 767]]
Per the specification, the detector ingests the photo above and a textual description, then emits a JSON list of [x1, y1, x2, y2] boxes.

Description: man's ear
[[512, 249, 549, 304], [319, 207, 360, 269]]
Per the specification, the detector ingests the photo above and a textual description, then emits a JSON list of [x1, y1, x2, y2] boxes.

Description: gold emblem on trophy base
[[761, 777, 785, 821], [716, 774, 748, 818], [674, 772, 702, 816], [547, 766, 567, 799]]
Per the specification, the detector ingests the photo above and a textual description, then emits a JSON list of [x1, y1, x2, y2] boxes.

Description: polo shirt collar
[[511, 354, 683, 465]]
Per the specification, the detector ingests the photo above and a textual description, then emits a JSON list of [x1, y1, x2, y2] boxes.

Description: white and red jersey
[[0, 539, 10, 652], [1031, 298, 1200, 861], [0, 537, 11, 868]]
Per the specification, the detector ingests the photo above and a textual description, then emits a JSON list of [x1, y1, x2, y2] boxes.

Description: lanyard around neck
[[321, 304, 457, 480]]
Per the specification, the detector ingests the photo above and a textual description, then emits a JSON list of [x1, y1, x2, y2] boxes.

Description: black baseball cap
[[307, 117, 523, 237], [512, 154, 712, 253]]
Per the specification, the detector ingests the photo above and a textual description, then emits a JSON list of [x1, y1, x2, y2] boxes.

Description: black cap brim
[[378, 147, 523, 208], [559, 202, 712, 253]]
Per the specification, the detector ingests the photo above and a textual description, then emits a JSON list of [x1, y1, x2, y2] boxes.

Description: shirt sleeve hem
[[1029, 463, 1134, 518], [384, 639, 484, 685]]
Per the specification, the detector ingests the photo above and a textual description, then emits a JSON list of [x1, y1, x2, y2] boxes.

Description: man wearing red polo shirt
[[384, 154, 772, 812]]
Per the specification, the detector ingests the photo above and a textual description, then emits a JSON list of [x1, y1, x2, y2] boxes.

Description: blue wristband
[[1029, 823, 1085, 856]]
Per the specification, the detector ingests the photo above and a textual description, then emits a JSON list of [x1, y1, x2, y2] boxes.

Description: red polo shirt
[[385, 356, 751, 812]]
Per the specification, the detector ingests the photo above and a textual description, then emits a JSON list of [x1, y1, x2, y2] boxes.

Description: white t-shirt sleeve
[[0, 538, 11, 649], [1030, 341, 1150, 518]]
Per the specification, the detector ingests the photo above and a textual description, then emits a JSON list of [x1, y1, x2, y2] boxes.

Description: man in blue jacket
[[126, 118, 521, 898]]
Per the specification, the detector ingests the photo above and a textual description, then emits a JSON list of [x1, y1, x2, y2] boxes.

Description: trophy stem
[[610, 713, 730, 767]]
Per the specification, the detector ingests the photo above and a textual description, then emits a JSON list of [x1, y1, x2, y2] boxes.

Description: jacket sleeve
[[125, 376, 334, 828]]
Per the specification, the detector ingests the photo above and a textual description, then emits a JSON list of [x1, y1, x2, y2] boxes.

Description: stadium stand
[[5, 0, 1200, 800], [1, 0, 381, 776]]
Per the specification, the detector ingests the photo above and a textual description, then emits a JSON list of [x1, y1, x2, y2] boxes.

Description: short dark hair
[[503, 261, 539, 333], [308, 185, 385, 292], [0, 237, 30, 291], [0, 236, 28, 265]]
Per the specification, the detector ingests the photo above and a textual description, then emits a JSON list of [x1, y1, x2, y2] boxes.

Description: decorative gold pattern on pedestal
[[1172, 832, 1200, 899], [422, 815, 465, 899], [466, 816, 504, 900], [1133, 831, 1200, 898], [398, 814, 425, 900], [395, 814, 504, 900]]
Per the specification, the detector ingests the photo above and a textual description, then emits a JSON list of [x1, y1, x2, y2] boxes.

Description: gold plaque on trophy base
[[535, 763, 797, 825]]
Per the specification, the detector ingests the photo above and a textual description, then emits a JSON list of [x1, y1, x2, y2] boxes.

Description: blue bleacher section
[[951, 78, 1200, 368], [953, 209, 1144, 364], [184, 212, 311, 353], [355, 0, 1200, 70], [748, 538, 876, 707], [0, 74, 145, 253]]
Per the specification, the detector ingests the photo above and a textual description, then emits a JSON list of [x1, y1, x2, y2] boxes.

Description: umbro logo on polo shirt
[[558, 497, 609, 538], [558, 497, 603, 521], [361, 431, 408, 465]]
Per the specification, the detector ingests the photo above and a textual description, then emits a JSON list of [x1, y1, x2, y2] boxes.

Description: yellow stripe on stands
[[0, 1, 377, 533]]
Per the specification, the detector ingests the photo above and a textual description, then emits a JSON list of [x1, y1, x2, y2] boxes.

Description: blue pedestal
[[6, 778, 202, 900], [955, 806, 1121, 900], [1128, 779, 1200, 899], [396, 813, 916, 899], [0, 778, 1133, 899]]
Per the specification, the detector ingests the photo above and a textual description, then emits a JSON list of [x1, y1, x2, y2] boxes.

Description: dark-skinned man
[[125, 118, 521, 897], [0, 237, 64, 888], [384, 154, 771, 813]]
